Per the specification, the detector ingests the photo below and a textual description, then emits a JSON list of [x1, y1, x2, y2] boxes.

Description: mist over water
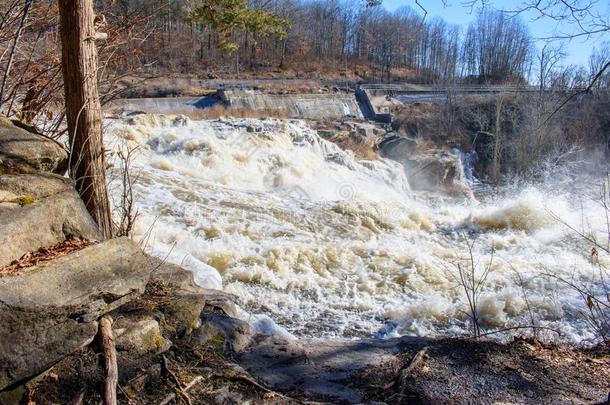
[[106, 114, 609, 344]]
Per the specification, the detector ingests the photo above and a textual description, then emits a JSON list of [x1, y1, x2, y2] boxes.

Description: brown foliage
[[0, 237, 95, 276]]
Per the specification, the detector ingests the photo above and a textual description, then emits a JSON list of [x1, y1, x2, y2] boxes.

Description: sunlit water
[[105, 114, 609, 344]]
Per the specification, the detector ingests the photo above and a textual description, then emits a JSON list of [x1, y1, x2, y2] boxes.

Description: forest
[[2, 0, 609, 117]]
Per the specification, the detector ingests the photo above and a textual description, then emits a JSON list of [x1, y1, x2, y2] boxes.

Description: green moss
[[163, 295, 206, 335], [12, 195, 36, 206], [136, 327, 170, 354], [0, 116, 14, 128], [208, 334, 225, 349]]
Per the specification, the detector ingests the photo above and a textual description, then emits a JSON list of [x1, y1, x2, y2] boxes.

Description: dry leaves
[[0, 238, 95, 276]]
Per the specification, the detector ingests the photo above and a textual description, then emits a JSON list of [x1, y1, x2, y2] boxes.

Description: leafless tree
[[448, 235, 494, 338]]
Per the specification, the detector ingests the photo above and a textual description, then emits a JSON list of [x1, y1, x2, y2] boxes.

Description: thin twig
[[162, 355, 192, 405]]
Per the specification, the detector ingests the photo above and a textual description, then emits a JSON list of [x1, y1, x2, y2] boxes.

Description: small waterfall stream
[[452, 147, 487, 192]]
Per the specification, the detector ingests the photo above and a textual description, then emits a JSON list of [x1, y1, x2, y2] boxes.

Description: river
[[105, 113, 609, 344]]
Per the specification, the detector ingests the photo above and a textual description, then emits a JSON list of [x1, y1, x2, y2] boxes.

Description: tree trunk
[[58, 0, 113, 239]]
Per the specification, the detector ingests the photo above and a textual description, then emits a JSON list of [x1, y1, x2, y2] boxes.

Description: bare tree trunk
[[58, 0, 113, 239]]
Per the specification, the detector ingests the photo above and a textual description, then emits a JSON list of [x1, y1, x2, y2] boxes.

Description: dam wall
[[219, 89, 363, 120], [356, 88, 394, 123]]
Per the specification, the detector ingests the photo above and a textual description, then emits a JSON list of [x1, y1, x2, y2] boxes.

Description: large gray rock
[[0, 238, 149, 390], [378, 133, 418, 159], [405, 151, 473, 197], [0, 173, 101, 268], [0, 172, 71, 198], [239, 335, 428, 403], [194, 314, 254, 354], [379, 135, 473, 197], [148, 256, 239, 317], [0, 117, 68, 175]]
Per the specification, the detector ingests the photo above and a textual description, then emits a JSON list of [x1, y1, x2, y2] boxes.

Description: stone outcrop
[[404, 151, 473, 196], [160, 294, 207, 336], [0, 117, 68, 175], [0, 238, 149, 390], [379, 133, 473, 197], [148, 256, 239, 317], [194, 314, 254, 354], [114, 317, 171, 355], [239, 334, 427, 403], [0, 173, 101, 268], [378, 133, 418, 159], [316, 121, 386, 160]]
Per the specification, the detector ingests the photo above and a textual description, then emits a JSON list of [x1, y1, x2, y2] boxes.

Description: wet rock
[[0, 173, 101, 268], [114, 317, 171, 355], [379, 135, 473, 196], [0, 238, 149, 390], [246, 124, 262, 133], [0, 117, 68, 175], [405, 151, 473, 197], [317, 129, 336, 139], [161, 294, 206, 337], [378, 133, 418, 160], [148, 256, 239, 317], [239, 335, 428, 404], [126, 111, 147, 117], [147, 257, 204, 295], [194, 314, 254, 354]]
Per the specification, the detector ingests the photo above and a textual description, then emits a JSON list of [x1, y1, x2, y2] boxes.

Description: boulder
[[238, 335, 428, 404], [379, 135, 473, 197], [194, 314, 254, 354], [147, 256, 239, 317], [0, 172, 72, 198], [378, 133, 418, 160], [0, 173, 101, 268], [147, 256, 204, 295], [403, 151, 473, 197], [0, 238, 149, 390], [160, 294, 207, 337], [0, 117, 68, 175], [114, 317, 171, 356]]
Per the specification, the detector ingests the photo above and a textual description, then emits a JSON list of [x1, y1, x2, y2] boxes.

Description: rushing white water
[[451, 147, 486, 192], [105, 114, 609, 344]]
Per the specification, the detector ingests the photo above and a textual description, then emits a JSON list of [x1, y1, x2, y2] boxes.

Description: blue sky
[[382, 0, 609, 67]]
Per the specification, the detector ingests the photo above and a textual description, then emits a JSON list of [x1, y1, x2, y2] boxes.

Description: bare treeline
[[393, 89, 610, 181], [93, 0, 537, 83], [1, 0, 607, 132]]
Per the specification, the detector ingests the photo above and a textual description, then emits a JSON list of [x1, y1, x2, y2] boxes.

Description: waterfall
[[452, 147, 485, 191], [104, 114, 609, 344]]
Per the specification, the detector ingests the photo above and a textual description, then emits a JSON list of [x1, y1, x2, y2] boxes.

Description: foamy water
[[105, 114, 609, 344]]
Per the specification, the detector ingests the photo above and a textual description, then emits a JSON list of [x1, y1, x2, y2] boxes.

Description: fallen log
[[100, 315, 118, 405]]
